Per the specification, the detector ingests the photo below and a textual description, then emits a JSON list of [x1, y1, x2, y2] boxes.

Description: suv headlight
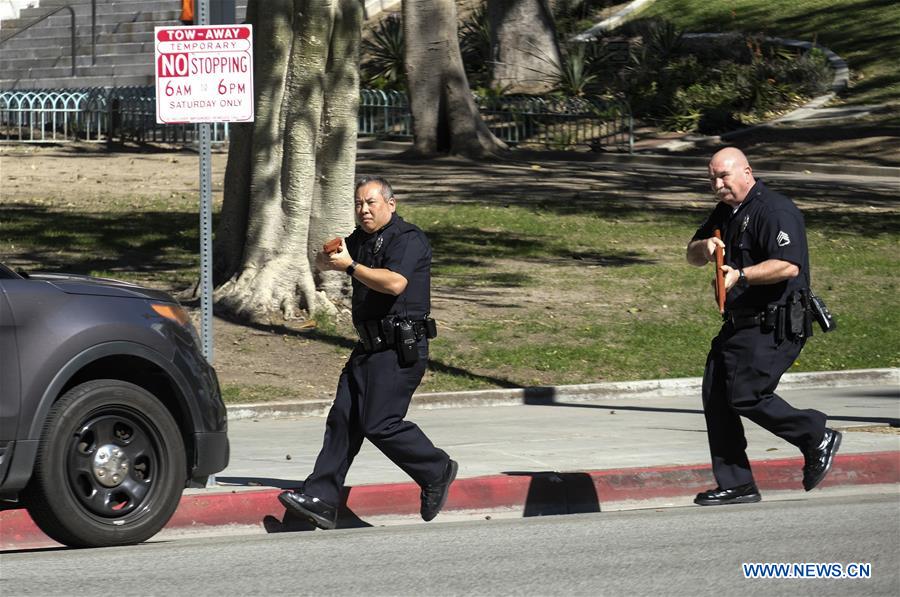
[[151, 303, 203, 348]]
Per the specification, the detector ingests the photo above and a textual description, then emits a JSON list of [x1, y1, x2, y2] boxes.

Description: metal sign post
[[196, 0, 213, 364], [198, 123, 214, 363], [196, 0, 214, 489]]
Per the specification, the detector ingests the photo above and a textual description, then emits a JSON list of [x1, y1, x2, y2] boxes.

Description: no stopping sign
[[155, 25, 254, 124]]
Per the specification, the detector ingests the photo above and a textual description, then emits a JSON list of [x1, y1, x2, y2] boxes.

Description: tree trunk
[[403, 0, 507, 158], [214, 0, 362, 322], [488, 0, 561, 94]]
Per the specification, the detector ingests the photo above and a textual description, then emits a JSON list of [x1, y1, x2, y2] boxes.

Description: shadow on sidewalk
[[829, 415, 900, 427], [523, 389, 703, 415], [216, 476, 300, 489], [523, 390, 900, 426], [841, 388, 900, 399], [505, 472, 602, 516]]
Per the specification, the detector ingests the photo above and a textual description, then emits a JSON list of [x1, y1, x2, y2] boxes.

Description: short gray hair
[[355, 176, 394, 201]]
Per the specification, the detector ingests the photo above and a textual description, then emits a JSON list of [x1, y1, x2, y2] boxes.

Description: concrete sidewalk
[[3, 381, 897, 549]]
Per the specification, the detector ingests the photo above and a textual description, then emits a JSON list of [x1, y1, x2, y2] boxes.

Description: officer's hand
[[721, 264, 740, 291], [321, 242, 352, 272], [706, 236, 725, 263]]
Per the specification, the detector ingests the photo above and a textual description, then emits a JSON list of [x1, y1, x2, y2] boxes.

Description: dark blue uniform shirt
[[345, 213, 431, 324], [692, 180, 810, 310]]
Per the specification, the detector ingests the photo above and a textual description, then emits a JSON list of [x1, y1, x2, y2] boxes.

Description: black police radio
[[396, 319, 419, 366], [808, 291, 837, 333]]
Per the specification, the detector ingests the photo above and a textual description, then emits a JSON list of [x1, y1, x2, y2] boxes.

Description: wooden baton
[[714, 229, 725, 315]]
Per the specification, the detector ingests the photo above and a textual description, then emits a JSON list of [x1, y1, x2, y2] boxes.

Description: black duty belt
[[724, 309, 764, 330], [724, 290, 813, 341], [354, 316, 437, 353]]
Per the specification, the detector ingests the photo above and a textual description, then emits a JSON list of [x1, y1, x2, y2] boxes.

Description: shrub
[[361, 14, 405, 90], [665, 81, 742, 132], [459, 5, 492, 88], [598, 20, 833, 134], [551, 43, 601, 96], [774, 46, 832, 96]]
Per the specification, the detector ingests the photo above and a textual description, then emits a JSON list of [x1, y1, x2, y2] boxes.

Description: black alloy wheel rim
[[65, 407, 163, 519]]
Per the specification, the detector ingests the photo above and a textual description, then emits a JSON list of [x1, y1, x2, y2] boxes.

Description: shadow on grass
[[417, 189, 899, 237], [5, 164, 896, 281], [687, 117, 900, 168], [39, 143, 202, 156], [1, 203, 200, 278], [397, 161, 899, 226], [427, 226, 654, 271]]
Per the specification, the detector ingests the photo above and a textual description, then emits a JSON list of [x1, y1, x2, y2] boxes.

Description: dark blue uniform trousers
[[703, 324, 827, 489], [304, 342, 448, 506]]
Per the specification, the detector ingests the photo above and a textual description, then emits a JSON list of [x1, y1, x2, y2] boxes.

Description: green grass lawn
[[641, 0, 900, 105], [402, 202, 899, 390]]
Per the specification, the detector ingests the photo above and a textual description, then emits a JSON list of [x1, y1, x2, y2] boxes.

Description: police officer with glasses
[[279, 176, 457, 529], [686, 147, 841, 506]]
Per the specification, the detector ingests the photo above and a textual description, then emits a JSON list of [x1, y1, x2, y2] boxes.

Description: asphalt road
[[2, 493, 897, 596]]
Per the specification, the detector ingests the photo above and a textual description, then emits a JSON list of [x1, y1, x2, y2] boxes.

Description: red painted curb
[[3, 450, 897, 550]]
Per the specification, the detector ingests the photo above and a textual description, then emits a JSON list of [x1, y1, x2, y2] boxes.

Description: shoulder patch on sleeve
[[777, 230, 791, 246]]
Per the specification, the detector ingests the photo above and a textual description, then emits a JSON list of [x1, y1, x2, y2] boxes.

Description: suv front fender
[[26, 340, 213, 440], [0, 340, 221, 494]]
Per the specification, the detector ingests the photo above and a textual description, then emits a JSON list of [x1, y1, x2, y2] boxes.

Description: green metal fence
[[0, 88, 229, 144], [358, 89, 411, 139], [478, 95, 632, 151], [2, 87, 631, 151], [0, 90, 95, 143], [358, 89, 632, 151]]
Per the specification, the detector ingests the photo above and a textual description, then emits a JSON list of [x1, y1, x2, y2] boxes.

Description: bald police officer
[[686, 148, 841, 505], [279, 176, 457, 529]]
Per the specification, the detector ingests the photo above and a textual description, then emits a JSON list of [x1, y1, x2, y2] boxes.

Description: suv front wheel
[[22, 380, 186, 548]]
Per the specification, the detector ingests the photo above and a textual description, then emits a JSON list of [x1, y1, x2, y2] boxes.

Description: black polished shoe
[[278, 491, 337, 530], [803, 428, 842, 491], [694, 482, 761, 506], [421, 459, 458, 521]]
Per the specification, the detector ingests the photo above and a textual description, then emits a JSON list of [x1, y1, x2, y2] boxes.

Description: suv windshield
[[0, 263, 23, 279]]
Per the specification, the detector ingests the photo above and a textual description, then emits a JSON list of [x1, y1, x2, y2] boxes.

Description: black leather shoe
[[803, 428, 842, 491], [421, 459, 458, 521], [278, 491, 337, 530], [694, 482, 761, 506]]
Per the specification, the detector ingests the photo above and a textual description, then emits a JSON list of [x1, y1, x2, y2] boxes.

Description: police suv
[[0, 263, 229, 548]]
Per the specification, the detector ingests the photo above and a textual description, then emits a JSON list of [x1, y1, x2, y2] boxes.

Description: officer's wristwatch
[[738, 269, 749, 288], [346, 261, 357, 276]]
